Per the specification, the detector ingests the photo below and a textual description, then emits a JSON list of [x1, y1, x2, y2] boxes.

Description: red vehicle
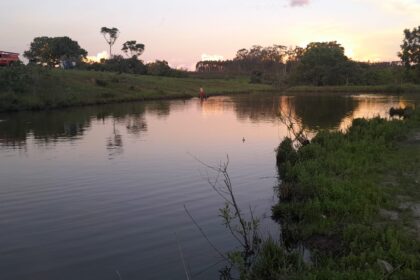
[[0, 51, 20, 66]]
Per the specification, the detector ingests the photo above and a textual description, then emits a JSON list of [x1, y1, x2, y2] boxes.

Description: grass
[[252, 110, 420, 279], [0, 67, 272, 112], [286, 84, 420, 94]]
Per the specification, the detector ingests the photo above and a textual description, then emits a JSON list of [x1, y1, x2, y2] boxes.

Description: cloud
[[290, 0, 310, 7], [84, 51, 109, 63], [201, 53, 224, 61]]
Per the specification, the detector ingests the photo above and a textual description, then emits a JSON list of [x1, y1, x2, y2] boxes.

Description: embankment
[[0, 67, 272, 112], [269, 109, 420, 278]]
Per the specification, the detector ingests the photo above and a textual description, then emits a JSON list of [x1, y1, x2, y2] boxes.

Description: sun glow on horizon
[[84, 51, 109, 64]]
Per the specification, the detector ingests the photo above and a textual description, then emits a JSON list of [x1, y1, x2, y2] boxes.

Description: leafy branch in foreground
[[186, 155, 303, 280], [187, 155, 261, 279], [277, 105, 310, 149]]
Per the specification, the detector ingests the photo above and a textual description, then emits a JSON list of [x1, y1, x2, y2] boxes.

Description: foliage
[[250, 70, 263, 84], [0, 68, 270, 112], [234, 45, 288, 74], [196, 36, 412, 87], [122, 40, 145, 58], [196, 45, 302, 84], [399, 26, 420, 83], [84, 55, 147, 74], [286, 83, 420, 94], [399, 26, 420, 69], [100, 27, 120, 57], [194, 157, 303, 280], [269, 111, 420, 279], [23, 36, 87, 67], [249, 239, 303, 280], [0, 65, 65, 111], [0, 64, 34, 93], [83, 57, 187, 77], [289, 42, 353, 86], [145, 60, 187, 77], [146, 60, 172, 76]]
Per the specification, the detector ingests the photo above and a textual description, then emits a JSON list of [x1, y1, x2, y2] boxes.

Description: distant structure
[[60, 60, 76, 69], [0, 51, 20, 66]]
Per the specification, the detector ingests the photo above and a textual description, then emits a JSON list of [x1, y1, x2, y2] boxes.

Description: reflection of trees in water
[[0, 100, 171, 149], [0, 119, 28, 148], [198, 96, 235, 115], [0, 110, 90, 148], [232, 94, 358, 130], [146, 101, 171, 118], [107, 120, 124, 159], [125, 115, 147, 135], [232, 94, 281, 122], [292, 95, 358, 130]]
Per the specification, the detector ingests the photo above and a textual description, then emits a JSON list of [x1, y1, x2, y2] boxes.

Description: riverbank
[[287, 84, 420, 94], [265, 110, 420, 279], [0, 68, 272, 112]]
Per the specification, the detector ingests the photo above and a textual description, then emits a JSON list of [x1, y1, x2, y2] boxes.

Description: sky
[[1, 0, 419, 69]]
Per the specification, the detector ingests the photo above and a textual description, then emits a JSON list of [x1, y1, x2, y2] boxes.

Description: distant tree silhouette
[[399, 26, 420, 82], [100, 27, 120, 57], [24, 36, 87, 67], [122, 40, 145, 58], [290, 41, 353, 86]]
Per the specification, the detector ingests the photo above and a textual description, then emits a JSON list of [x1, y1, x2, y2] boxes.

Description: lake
[[0, 93, 419, 280]]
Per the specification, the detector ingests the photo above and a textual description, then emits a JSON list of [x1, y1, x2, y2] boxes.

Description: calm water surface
[[0, 93, 419, 280]]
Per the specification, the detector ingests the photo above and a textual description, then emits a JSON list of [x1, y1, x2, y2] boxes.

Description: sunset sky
[[1, 0, 419, 69]]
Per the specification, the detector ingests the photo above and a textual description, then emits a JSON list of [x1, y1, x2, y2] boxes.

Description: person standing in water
[[199, 87, 207, 99]]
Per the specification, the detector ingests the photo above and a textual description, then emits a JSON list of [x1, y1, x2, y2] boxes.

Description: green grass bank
[[262, 110, 420, 279], [0, 67, 272, 112], [286, 84, 420, 94]]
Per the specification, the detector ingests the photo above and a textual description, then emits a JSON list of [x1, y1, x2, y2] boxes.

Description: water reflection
[[0, 94, 419, 151], [1, 94, 419, 150], [229, 93, 418, 131], [0, 93, 419, 280], [292, 95, 358, 130], [338, 95, 417, 130], [0, 101, 171, 150], [107, 120, 124, 159]]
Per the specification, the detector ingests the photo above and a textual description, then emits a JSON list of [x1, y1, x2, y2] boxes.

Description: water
[[0, 93, 418, 280]]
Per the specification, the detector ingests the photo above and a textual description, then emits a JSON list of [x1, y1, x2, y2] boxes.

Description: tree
[[24, 36, 87, 67], [100, 27, 120, 57], [399, 26, 420, 77], [146, 60, 172, 76], [291, 41, 352, 86], [85, 55, 146, 74], [122, 40, 145, 58]]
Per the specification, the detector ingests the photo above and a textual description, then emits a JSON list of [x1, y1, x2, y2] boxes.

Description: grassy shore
[[261, 110, 420, 279], [287, 84, 420, 94], [0, 67, 272, 112]]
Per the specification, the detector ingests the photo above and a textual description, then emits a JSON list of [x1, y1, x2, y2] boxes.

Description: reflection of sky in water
[[0, 93, 419, 280], [338, 95, 418, 131], [0, 94, 418, 150]]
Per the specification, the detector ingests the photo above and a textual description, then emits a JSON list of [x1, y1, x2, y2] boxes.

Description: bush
[[250, 70, 263, 84], [82, 56, 147, 74], [270, 113, 420, 278], [0, 65, 49, 93]]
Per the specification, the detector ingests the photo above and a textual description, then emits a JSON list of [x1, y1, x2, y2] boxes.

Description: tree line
[[197, 26, 420, 86], [19, 25, 419, 84], [23, 26, 186, 77]]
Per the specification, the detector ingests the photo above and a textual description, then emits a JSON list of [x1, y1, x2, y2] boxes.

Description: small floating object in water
[[242, 137, 245, 143]]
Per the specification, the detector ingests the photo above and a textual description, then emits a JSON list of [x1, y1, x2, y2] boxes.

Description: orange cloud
[[84, 51, 109, 63]]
